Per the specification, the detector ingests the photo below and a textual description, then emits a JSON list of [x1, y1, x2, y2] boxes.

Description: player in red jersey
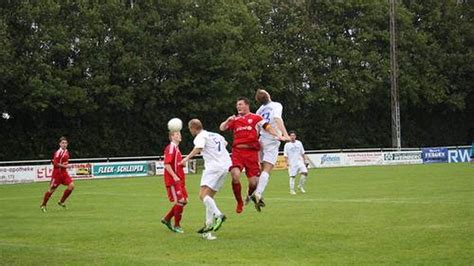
[[160, 131, 187, 233], [220, 97, 281, 213], [40, 136, 74, 212]]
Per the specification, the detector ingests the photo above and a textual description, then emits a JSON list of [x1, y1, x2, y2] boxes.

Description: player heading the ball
[[160, 130, 187, 234]]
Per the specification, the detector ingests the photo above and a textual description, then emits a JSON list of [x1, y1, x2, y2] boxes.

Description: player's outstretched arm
[[219, 115, 235, 131], [180, 147, 203, 166]]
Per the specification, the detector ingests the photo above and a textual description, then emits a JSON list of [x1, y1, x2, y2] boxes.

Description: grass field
[[0, 163, 473, 265]]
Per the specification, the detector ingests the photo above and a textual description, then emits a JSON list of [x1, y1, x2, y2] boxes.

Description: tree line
[[0, 0, 472, 160]]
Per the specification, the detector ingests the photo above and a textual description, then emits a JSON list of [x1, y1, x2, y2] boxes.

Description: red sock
[[164, 206, 174, 221], [60, 189, 73, 203], [173, 204, 184, 227], [41, 191, 53, 206], [232, 182, 243, 204]]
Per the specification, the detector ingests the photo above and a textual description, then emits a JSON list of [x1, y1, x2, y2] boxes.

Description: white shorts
[[259, 137, 281, 165], [288, 163, 308, 177], [200, 168, 228, 192]]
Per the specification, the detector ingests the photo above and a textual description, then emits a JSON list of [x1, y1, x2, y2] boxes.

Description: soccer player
[[180, 119, 231, 240], [284, 131, 309, 194], [40, 136, 74, 212], [160, 131, 187, 234], [253, 89, 290, 209], [220, 97, 280, 213]]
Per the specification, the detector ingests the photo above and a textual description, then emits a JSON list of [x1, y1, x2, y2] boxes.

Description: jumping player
[[160, 131, 187, 234], [253, 89, 290, 209], [40, 136, 74, 212], [220, 97, 280, 213], [180, 119, 231, 240], [284, 131, 309, 194]]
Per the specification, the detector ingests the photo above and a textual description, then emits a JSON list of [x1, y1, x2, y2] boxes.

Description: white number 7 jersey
[[193, 130, 232, 171]]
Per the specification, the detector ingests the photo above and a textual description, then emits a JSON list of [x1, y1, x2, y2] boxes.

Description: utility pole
[[389, 0, 401, 150]]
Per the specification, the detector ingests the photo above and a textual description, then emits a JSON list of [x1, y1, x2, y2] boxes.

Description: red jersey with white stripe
[[163, 142, 185, 186], [52, 148, 69, 177], [227, 113, 264, 150]]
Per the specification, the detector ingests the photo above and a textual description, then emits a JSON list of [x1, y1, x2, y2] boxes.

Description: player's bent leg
[[199, 186, 216, 200], [59, 182, 74, 208], [40, 186, 57, 211], [244, 182, 255, 206], [248, 176, 263, 212]]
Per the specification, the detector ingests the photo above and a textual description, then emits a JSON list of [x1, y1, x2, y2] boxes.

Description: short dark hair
[[237, 97, 250, 105], [289, 130, 296, 135]]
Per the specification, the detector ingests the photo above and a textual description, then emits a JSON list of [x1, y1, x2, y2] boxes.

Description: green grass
[[0, 163, 473, 265]]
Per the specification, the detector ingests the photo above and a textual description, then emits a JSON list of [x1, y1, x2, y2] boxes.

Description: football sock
[[173, 204, 184, 227], [164, 206, 174, 221], [205, 204, 213, 226], [248, 184, 256, 196], [42, 191, 53, 206], [289, 177, 296, 191], [255, 171, 270, 195], [59, 188, 73, 203], [232, 182, 243, 204], [203, 195, 222, 217], [299, 174, 307, 187]]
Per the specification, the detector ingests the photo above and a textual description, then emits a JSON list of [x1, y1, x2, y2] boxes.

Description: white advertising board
[[383, 151, 422, 165], [0, 166, 37, 184]]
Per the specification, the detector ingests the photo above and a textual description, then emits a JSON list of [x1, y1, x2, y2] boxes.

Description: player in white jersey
[[284, 131, 309, 194], [252, 89, 290, 210], [180, 119, 231, 240]]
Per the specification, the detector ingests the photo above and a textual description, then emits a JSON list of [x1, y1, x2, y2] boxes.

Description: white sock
[[256, 171, 270, 195], [203, 195, 222, 218], [299, 174, 307, 187], [289, 177, 295, 191], [205, 205, 213, 226]]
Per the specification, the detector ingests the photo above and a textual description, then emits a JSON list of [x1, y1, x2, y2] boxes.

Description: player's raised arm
[[219, 115, 235, 131]]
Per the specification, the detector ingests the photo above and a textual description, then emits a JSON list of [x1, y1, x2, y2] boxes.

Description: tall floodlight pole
[[389, 0, 401, 150]]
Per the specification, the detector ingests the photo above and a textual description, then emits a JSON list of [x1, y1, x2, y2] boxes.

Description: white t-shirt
[[256, 101, 283, 141], [284, 140, 305, 167], [194, 130, 231, 171]]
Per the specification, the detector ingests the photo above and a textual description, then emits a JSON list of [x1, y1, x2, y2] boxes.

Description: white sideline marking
[[0, 194, 466, 205], [0, 241, 163, 261], [216, 196, 462, 205], [0, 242, 73, 252]]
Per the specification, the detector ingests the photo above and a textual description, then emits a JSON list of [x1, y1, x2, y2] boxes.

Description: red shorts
[[51, 172, 73, 187], [166, 182, 188, 203], [230, 148, 260, 178]]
